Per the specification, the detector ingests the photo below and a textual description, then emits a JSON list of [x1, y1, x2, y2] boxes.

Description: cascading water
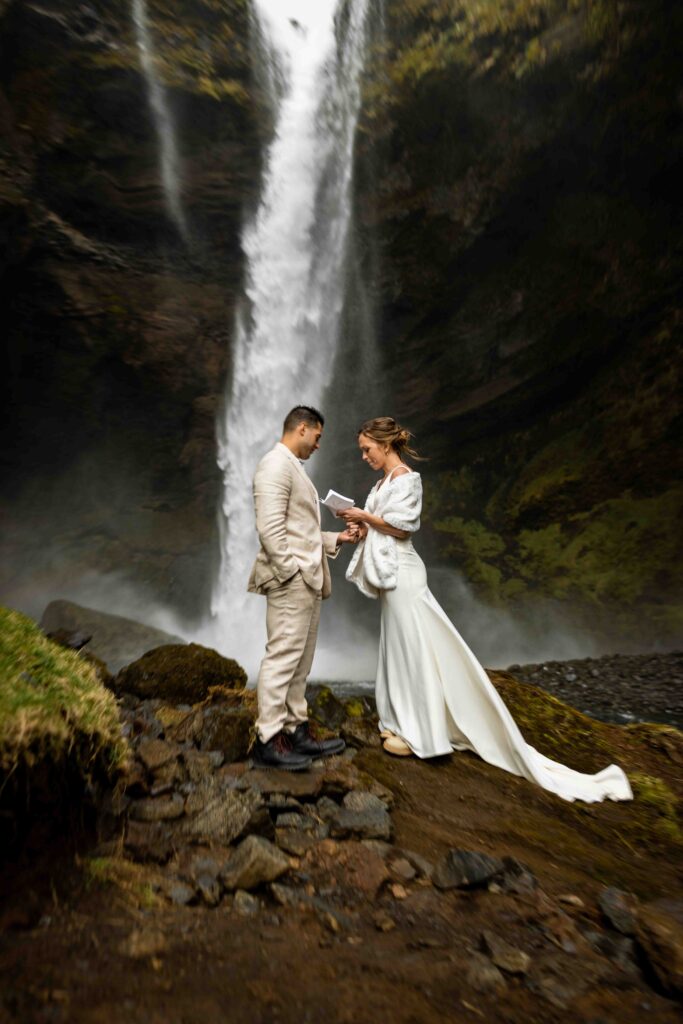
[[210, 0, 371, 673], [131, 0, 189, 241]]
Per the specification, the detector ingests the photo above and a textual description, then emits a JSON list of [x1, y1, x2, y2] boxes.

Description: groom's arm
[[253, 458, 300, 584], [322, 531, 342, 559]]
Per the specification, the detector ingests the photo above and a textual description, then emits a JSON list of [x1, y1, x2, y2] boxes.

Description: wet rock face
[[0, 0, 262, 616], [354, 1, 683, 647], [41, 599, 186, 675]]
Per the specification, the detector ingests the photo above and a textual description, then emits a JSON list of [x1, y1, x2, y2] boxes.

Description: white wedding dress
[[346, 467, 633, 804]]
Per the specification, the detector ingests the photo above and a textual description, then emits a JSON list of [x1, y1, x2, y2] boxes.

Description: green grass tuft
[[0, 606, 128, 778]]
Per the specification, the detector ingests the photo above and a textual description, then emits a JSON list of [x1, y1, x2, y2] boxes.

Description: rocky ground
[[507, 651, 683, 731], [1, 639, 682, 1024]]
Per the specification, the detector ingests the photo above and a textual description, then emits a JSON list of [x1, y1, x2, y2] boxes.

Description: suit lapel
[[276, 443, 321, 519]]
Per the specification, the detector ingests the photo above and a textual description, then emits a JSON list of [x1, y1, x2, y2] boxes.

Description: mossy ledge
[[0, 606, 129, 856]]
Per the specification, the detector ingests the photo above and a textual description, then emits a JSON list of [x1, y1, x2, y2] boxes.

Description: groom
[[249, 405, 356, 771]]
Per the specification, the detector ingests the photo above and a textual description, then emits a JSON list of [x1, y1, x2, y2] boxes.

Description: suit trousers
[[255, 571, 322, 743]]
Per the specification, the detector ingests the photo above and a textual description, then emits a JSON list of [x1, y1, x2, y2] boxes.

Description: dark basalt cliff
[[0, 0, 260, 617], [0, 0, 681, 649], [354, 0, 682, 647]]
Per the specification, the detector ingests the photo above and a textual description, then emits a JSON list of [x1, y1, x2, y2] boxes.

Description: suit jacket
[[248, 442, 339, 599]]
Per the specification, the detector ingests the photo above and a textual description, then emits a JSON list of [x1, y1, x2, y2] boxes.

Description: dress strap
[[378, 464, 411, 489]]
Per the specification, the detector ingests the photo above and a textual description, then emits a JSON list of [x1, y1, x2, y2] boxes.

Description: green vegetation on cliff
[[0, 606, 127, 776], [356, 0, 682, 646]]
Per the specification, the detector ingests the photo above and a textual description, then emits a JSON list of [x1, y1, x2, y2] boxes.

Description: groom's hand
[[337, 527, 359, 544]]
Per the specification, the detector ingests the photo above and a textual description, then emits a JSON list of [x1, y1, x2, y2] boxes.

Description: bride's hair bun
[[357, 417, 423, 461]]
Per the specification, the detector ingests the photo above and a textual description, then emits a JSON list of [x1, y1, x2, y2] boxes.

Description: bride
[[340, 417, 632, 804]]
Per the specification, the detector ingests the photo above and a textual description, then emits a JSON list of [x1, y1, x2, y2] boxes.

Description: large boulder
[[115, 644, 247, 703], [40, 599, 186, 674]]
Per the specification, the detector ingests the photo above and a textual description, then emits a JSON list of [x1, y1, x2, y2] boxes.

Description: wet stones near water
[[505, 651, 683, 729]]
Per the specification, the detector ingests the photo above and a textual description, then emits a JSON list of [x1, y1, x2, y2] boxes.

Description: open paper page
[[320, 489, 354, 514]]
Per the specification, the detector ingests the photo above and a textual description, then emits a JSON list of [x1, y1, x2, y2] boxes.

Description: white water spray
[[210, 0, 370, 672], [132, 0, 189, 241]]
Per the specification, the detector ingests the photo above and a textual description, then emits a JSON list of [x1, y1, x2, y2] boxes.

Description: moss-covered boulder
[[115, 644, 247, 704]]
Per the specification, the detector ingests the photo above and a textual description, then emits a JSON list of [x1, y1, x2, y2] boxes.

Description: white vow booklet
[[320, 489, 354, 514]]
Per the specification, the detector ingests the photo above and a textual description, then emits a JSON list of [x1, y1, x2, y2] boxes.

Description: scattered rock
[[360, 839, 393, 859], [276, 812, 317, 830], [432, 849, 504, 890], [481, 930, 531, 974], [390, 883, 408, 900], [199, 705, 253, 762], [118, 926, 167, 959], [124, 821, 173, 863], [180, 781, 262, 845], [558, 894, 584, 908], [197, 875, 222, 907], [115, 643, 247, 703], [373, 911, 396, 932], [182, 748, 224, 783], [599, 886, 638, 936], [307, 686, 348, 731], [158, 879, 195, 906], [240, 768, 324, 800], [330, 806, 392, 842], [136, 737, 180, 773], [499, 856, 538, 894], [342, 790, 388, 814], [397, 849, 434, 880], [233, 890, 260, 915], [389, 857, 417, 883], [220, 836, 291, 891], [583, 930, 638, 973], [466, 952, 507, 994], [635, 901, 683, 997], [341, 717, 380, 748], [129, 793, 185, 823], [175, 846, 232, 886], [158, 705, 203, 745]]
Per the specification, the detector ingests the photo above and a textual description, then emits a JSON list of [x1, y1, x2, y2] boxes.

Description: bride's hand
[[339, 506, 366, 526]]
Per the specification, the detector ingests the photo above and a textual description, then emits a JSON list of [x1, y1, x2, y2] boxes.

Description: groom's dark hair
[[283, 405, 325, 432]]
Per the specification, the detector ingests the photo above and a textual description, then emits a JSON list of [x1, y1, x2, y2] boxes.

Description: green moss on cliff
[[86, 0, 251, 104]]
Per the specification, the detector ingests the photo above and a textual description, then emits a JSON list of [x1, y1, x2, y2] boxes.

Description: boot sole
[[296, 741, 346, 760], [251, 756, 312, 772]]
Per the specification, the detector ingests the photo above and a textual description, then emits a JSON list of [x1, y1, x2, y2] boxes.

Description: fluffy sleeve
[[345, 473, 422, 598], [378, 473, 422, 533]]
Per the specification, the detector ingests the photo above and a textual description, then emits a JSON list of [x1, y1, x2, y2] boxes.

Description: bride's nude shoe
[[379, 729, 394, 739], [383, 735, 413, 757]]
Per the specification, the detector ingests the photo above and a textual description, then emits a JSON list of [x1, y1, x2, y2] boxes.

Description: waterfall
[[131, 0, 189, 241], [210, 0, 371, 672]]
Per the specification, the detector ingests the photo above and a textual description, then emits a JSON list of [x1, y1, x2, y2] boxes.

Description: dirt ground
[[1, 728, 682, 1024]]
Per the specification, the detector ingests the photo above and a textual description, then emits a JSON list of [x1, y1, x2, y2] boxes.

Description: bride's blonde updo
[[358, 417, 423, 461]]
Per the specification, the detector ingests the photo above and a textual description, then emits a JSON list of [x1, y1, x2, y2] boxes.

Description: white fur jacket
[[345, 471, 423, 599]]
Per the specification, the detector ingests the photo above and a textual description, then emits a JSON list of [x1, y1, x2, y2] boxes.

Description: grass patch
[[0, 606, 128, 778], [82, 855, 161, 909]]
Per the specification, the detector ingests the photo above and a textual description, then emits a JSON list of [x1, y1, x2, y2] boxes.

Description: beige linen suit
[[248, 442, 339, 742]]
